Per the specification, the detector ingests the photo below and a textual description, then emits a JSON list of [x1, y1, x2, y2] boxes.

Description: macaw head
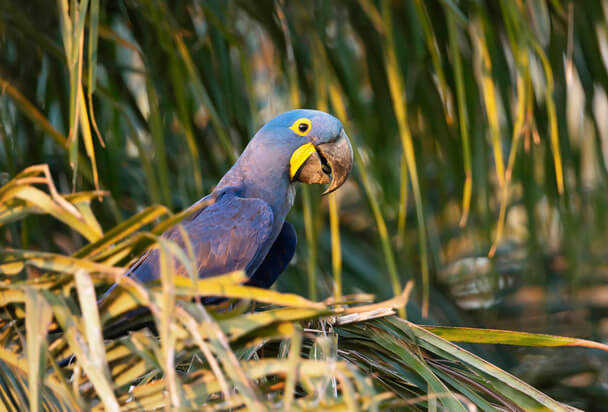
[[254, 109, 354, 195]]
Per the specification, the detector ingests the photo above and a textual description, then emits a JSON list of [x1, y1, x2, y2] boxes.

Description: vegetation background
[[2, 0, 608, 410]]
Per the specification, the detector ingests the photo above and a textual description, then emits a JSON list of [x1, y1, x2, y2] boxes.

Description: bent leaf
[[423, 326, 608, 351]]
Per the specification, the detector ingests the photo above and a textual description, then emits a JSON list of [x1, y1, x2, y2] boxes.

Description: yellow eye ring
[[289, 118, 312, 136]]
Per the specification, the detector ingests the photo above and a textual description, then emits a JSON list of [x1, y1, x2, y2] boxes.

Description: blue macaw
[[106, 109, 352, 303]]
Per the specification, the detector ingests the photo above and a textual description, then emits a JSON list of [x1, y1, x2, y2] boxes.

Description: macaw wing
[[130, 190, 275, 284], [95, 190, 274, 340]]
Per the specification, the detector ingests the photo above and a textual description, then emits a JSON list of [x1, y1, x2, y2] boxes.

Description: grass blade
[[25, 290, 53, 412], [423, 325, 608, 351], [446, 10, 473, 227], [380, 0, 429, 316]]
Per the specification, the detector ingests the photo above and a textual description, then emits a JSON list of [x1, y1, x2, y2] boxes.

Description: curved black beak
[[293, 129, 353, 195]]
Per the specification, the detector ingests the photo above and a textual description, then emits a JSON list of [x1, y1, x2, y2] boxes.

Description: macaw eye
[[290, 118, 312, 136]]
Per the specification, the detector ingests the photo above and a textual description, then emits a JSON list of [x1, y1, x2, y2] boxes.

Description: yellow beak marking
[[289, 143, 316, 180]]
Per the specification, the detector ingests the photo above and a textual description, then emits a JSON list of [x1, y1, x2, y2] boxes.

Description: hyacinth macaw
[[106, 109, 353, 303]]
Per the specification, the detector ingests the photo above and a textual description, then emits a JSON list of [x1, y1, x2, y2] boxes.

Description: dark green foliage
[[2, 0, 608, 409]]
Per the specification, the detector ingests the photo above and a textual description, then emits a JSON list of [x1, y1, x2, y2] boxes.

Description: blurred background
[[2, 0, 608, 408]]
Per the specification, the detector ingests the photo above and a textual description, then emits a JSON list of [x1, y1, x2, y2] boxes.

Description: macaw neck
[[215, 140, 296, 221]]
